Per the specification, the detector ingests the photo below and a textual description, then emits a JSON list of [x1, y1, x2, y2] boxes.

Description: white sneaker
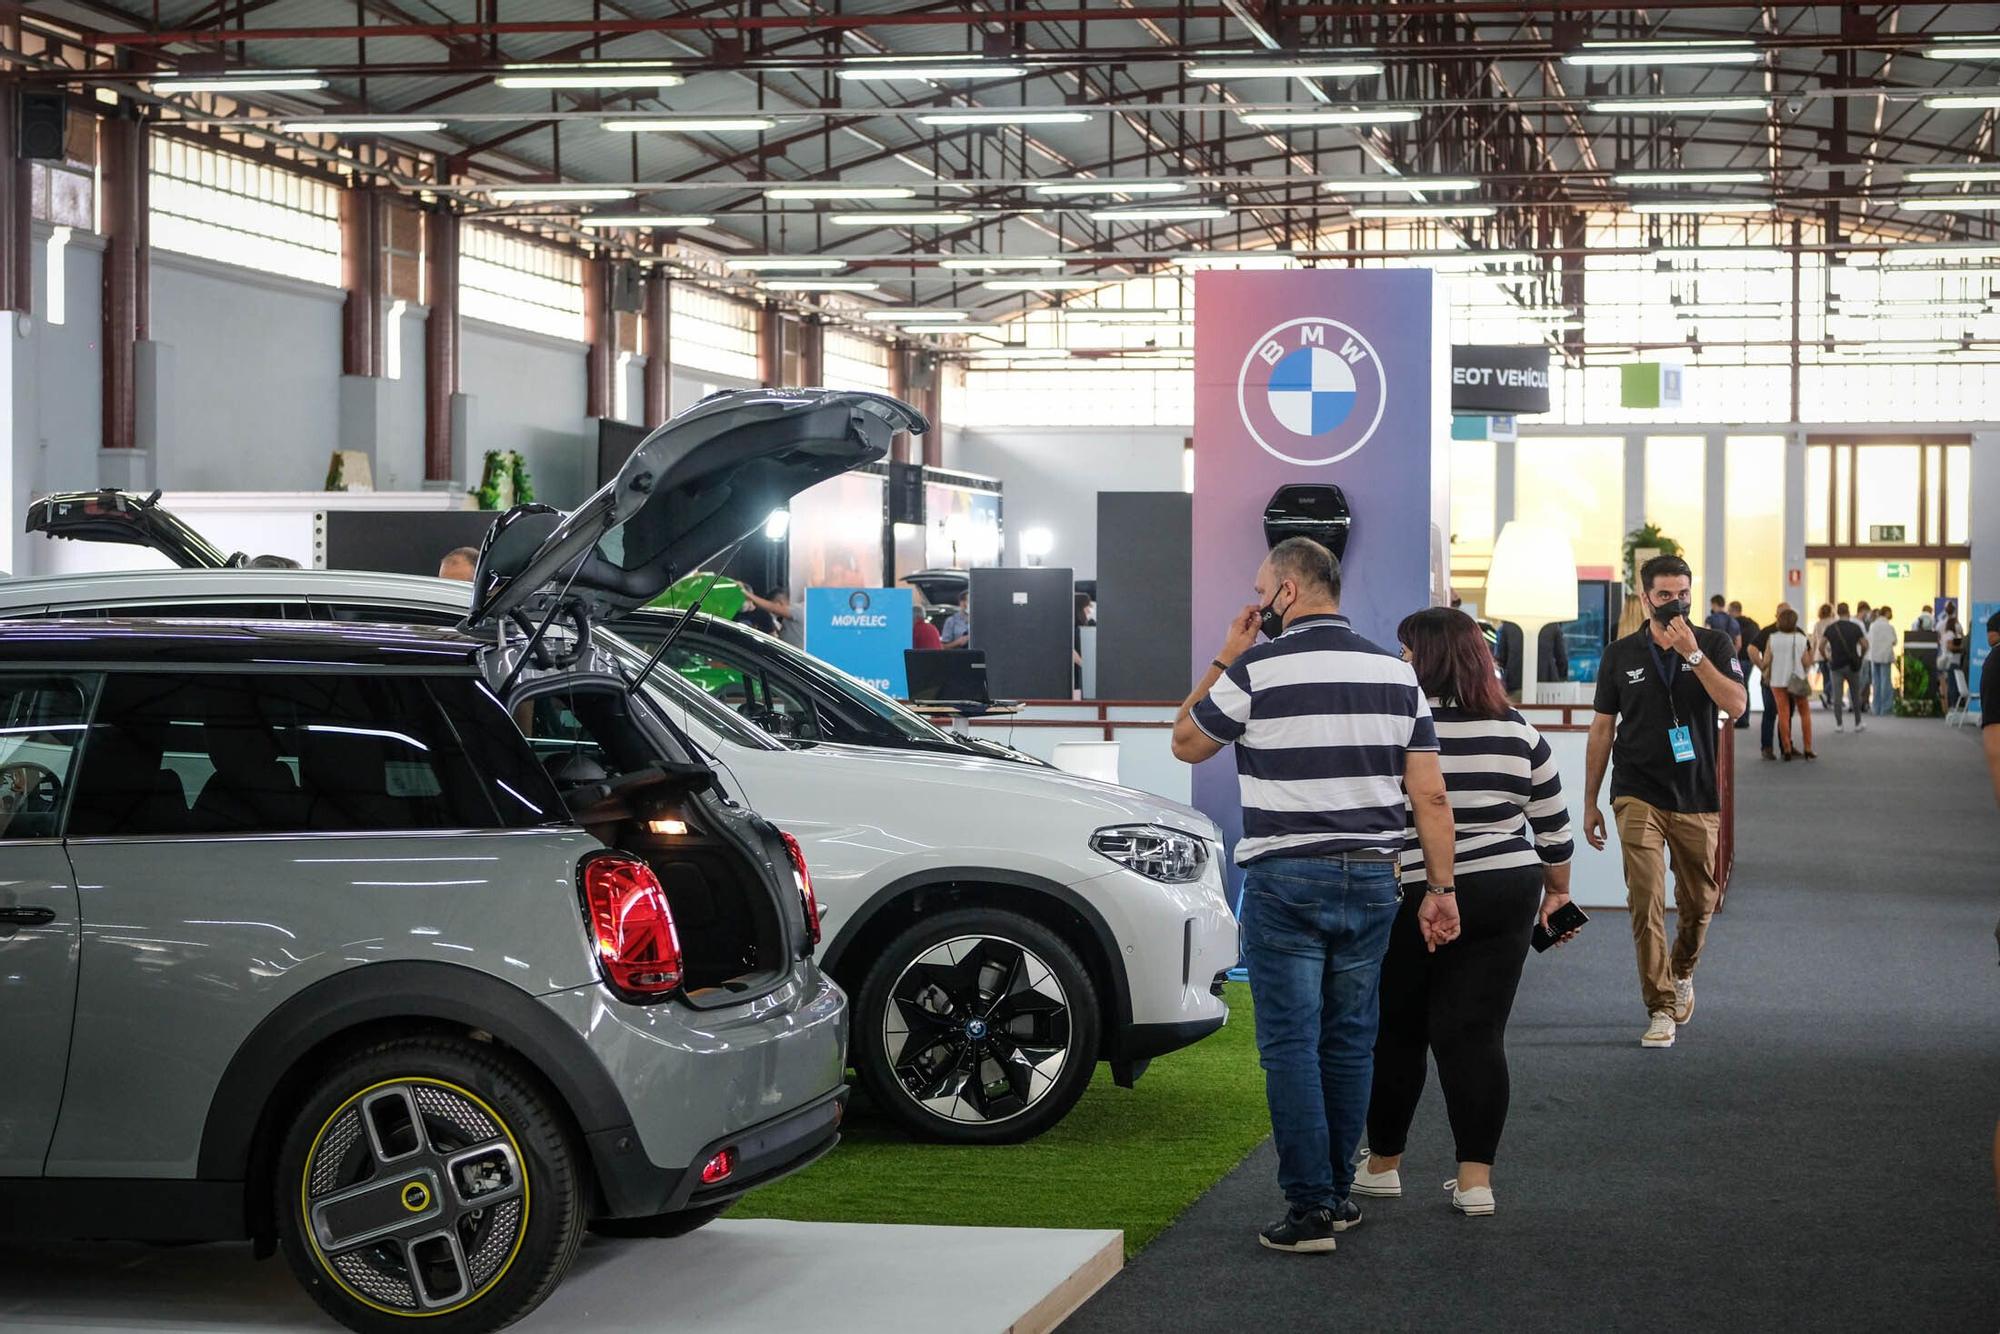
[[1672, 975, 1695, 1025], [1642, 1010, 1676, 1048], [1445, 1179, 1495, 1216], [1854, 718, 1866, 731], [1351, 1157, 1402, 1198]]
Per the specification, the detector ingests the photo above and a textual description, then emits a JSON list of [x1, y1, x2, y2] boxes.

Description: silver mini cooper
[[0, 389, 925, 1332]]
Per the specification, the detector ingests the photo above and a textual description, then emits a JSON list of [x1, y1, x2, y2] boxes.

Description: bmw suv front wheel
[[274, 1036, 585, 1334], [855, 908, 1101, 1144]]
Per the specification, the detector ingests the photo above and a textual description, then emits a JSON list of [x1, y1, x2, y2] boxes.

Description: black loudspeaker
[[17, 91, 68, 160], [609, 262, 644, 313], [888, 462, 926, 526], [1264, 483, 1352, 563], [907, 350, 938, 391]]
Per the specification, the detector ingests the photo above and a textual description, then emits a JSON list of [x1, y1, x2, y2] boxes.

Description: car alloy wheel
[[301, 1079, 530, 1315], [275, 1037, 584, 1334], [884, 934, 1073, 1126]]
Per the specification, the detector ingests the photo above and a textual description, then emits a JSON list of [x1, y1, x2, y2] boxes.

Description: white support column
[[1624, 433, 1646, 535], [1969, 429, 2000, 606], [1493, 438, 1517, 529], [1783, 427, 1808, 615], [0, 325, 21, 576], [1704, 429, 1727, 601]]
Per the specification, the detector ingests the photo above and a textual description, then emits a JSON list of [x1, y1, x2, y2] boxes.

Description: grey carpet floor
[[1066, 714, 2000, 1333]]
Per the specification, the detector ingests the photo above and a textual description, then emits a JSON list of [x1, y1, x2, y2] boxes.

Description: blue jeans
[[1871, 662, 1893, 714], [1240, 854, 1402, 1211]]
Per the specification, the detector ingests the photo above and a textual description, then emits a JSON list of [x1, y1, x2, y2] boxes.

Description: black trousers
[[1366, 865, 1543, 1166]]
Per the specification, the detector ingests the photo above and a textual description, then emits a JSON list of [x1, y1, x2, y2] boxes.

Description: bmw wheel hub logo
[[1236, 316, 1388, 466], [965, 1019, 988, 1040]]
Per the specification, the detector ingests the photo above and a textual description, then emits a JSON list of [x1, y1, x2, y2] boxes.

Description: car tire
[[854, 907, 1100, 1145], [587, 1201, 729, 1239], [273, 1036, 586, 1334]]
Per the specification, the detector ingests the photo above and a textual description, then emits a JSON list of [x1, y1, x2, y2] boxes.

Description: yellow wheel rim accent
[[400, 1182, 432, 1213], [299, 1076, 532, 1320]]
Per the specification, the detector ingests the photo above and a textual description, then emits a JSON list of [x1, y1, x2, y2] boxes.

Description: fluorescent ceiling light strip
[[150, 74, 329, 92], [725, 258, 847, 272], [1562, 48, 1762, 67], [972, 347, 1069, 358], [918, 111, 1094, 126], [1184, 62, 1383, 78], [1239, 108, 1420, 126], [760, 279, 881, 292], [1613, 170, 1766, 186], [1588, 96, 1769, 114], [1898, 196, 2000, 212], [284, 119, 445, 133], [938, 257, 1066, 270], [766, 186, 917, 201], [1169, 254, 1295, 269], [861, 309, 968, 321], [1921, 44, 2000, 59], [578, 214, 713, 227], [1420, 250, 1536, 267], [1921, 95, 2000, 110], [1349, 204, 1496, 219], [839, 65, 1028, 81], [982, 278, 1101, 291], [1904, 166, 2000, 184], [829, 212, 973, 226], [1322, 176, 1480, 192], [1034, 181, 1188, 196], [903, 323, 1006, 335], [486, 187, 635, 202], [1628, 199, 1774, 213], [496, 71, 683, 88], [1088, 206, 1230, 221], [607, 118, 776, 133]]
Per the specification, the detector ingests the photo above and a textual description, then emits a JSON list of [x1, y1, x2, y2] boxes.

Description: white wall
[[461, 319, 589, 508], [1971, 429, 2000, 608], [151, 253, 343, 491], [21, 229, 104, 496], [946, 425, 1187, 578]]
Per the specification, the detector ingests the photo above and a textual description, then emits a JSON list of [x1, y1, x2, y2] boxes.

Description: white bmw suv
[[6, 539, 1236, 1148]]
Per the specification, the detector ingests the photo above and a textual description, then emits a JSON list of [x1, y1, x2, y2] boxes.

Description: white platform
[[0, 1220, 1121, 1334]]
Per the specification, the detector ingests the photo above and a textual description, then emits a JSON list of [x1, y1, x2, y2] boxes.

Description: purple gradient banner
[[1189, 269, 1450, 879]]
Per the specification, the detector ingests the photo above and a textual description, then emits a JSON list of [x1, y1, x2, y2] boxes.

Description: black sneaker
[[1259, 1202, 1352, 1253], [1328, 1197, 1363, 1232]]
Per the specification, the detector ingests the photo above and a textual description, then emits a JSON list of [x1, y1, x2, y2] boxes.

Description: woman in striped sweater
[[1352, 607, 1577, 1218]]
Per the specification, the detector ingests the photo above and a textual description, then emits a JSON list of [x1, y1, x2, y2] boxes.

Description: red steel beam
[[642, 270, 671, 428], [99, 113, 147, 451], [423, 205, 460, 481]]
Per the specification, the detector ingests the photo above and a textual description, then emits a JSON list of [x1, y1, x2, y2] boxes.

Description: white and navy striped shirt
[[1397, 700, 1574, 885], [1191, 614, 1437, 865]]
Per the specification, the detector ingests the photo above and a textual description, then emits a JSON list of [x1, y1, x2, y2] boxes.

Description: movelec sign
[[1450, 345, 1551, 415]]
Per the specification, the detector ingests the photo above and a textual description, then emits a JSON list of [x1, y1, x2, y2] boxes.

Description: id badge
[[1668, 725, 1696, 763]]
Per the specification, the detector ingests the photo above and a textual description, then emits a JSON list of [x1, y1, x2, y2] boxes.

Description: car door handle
[[0, 906, 56, 927]]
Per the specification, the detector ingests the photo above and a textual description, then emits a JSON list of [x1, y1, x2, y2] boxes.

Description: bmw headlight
[[1090, 824, 1209, 884]]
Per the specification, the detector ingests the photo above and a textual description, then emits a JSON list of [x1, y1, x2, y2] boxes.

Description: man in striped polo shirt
[[1173, 537, 1460, 1254]]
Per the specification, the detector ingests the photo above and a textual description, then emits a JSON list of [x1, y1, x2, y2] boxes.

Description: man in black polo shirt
[[1982, 611, 2000, 805], [1584, 555, 1747, 1049], [1728, 601, 1760, 731]]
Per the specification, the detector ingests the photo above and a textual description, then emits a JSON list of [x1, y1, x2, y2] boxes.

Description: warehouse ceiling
[[19, 2, 2000, 341]]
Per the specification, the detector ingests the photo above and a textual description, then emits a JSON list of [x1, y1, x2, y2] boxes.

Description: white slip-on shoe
[[1445, 1179, 1496, 1217], [1642, 1010, 1677, 1048], [1351, 1157, 1402, 1199]]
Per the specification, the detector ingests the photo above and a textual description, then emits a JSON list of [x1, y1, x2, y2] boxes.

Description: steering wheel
[[0, 761, 64, 823]]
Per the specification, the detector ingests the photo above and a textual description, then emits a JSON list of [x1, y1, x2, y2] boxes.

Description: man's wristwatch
[[1686, 649, 1706, 667], [1425, 884, 1456, 896]]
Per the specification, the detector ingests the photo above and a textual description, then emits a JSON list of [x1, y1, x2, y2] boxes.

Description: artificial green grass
[[729, 983, 1266, 1256]]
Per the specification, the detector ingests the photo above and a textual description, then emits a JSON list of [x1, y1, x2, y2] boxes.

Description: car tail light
[[700, 1148, 736, 1185], [580, 854, 683, 999], [778, 831, 821, 947]]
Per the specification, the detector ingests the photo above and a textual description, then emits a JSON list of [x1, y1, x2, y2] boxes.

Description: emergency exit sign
[[1869, 524, 1907, 542], [1878, 561, 1912, 579]]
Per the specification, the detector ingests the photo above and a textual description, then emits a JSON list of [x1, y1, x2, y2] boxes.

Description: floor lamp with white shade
[[1485, 522, 1579, 706]]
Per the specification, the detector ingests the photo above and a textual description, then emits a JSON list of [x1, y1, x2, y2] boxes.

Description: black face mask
[[1652, 597, 1690, 626], [1259, 588, 1292, 640]]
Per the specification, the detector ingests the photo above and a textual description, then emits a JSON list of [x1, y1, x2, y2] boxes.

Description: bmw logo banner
[[1188, 268, 1451, 892]]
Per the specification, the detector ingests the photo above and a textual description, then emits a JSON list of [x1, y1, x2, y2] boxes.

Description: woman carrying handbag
[[1764, 606, 1817, 761]]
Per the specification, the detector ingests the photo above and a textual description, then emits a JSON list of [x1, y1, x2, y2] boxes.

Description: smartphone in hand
[[1531, 901, 1590, 953]]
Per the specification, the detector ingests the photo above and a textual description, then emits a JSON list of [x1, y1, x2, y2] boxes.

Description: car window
[[423, 677, 567, 827], [66, 672, 503, 837], [320, 602, 466, 628], [0, 673, 100, 840], [650, 639, 820, 741], [42, 601, 310, 621], [595, 633, 782, 752]]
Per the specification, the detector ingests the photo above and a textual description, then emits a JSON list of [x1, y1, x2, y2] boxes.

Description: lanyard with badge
[[1647, 639, 1698, 764]]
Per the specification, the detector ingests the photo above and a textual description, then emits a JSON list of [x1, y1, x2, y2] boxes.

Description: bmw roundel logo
[[847, 590, 872, 613], [1235, 316, 1388, 466]]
